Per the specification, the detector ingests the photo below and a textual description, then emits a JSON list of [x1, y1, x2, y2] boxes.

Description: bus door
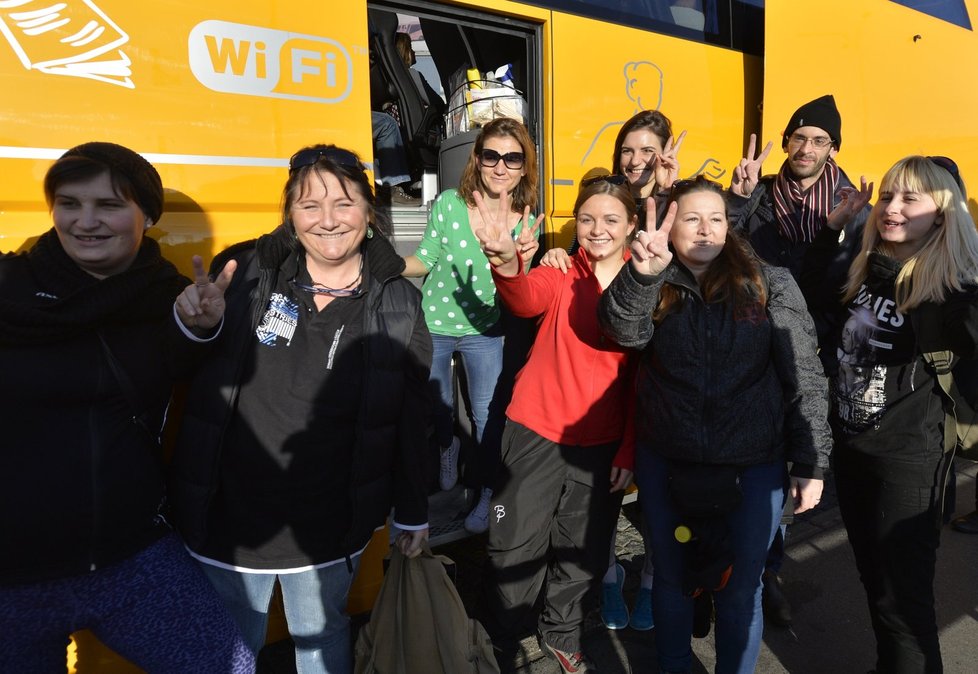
[[365, 1, 545, 257]]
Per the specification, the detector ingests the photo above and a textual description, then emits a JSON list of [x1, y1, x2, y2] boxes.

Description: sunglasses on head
[[478, 148, 525, 170], [671, 177, 724, 193], [927, 156, 963, 191], [580, 174, 628, 188], [289, 147, 361, 174]]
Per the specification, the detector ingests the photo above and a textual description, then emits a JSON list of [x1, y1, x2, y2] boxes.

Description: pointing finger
[[746, 133, 757, 161]]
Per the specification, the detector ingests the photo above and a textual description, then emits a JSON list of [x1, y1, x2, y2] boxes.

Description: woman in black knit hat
[[0, 142, 253, 672]]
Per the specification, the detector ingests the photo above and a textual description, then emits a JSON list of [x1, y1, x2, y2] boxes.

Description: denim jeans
[[429, 331, 505, 483], [371, 111, 410, 186], [636, 449, 785, 674], [199, 557, 360, 674]]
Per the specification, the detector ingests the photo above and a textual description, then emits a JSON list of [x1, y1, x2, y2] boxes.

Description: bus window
[[891, 0, 972, 29], [522, 1, 763, 54]]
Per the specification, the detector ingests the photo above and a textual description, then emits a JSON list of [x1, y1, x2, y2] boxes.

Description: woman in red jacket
[[477, 177, 643, 673]]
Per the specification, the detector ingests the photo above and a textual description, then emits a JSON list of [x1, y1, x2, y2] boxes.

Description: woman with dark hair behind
[[599, 176, 830, 674], [169, 144, 431, 673], [0, 142, 253, 672]]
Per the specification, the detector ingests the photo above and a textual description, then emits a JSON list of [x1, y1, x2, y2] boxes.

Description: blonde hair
[[843, 155, 978, 311]]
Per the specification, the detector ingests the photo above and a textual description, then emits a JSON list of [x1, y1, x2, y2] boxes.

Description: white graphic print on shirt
[[834, 284, 906, 433], [256, 293, 299, 346]]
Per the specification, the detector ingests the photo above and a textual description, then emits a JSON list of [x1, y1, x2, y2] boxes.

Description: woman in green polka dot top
[[402, 118, 540, 533]]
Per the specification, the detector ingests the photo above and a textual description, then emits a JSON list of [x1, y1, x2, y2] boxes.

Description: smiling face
[[784, 125, 837, 188], [576, 193, 636, 264], [618, 128, 664, 193], [670, 189, 728, 278], [52, 171, 148, 279], [874, 185, 941, 261], [478, 134, 526, 199], [290, 169, 371, 269]]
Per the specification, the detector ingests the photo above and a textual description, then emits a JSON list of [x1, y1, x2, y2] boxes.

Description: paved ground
[[259, 460, 978, 673]]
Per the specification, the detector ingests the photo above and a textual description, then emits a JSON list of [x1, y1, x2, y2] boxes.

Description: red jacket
[[493, 249, 635, 470]]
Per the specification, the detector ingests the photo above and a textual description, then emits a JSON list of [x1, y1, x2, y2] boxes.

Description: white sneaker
[[439, 437, 460, 491], [464, 487, 493, 533]]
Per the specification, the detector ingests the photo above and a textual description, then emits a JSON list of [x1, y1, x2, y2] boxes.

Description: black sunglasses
[[580, 174, 628, 188], [478, 148, 525, 170], [289, 148, 361, 174], [927, 156, 963, 191]]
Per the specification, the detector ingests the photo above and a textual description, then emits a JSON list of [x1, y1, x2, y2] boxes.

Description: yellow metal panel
[[549, 11, 761, 246], [763, 0, 978, 197], [0, 1, 372, 271]]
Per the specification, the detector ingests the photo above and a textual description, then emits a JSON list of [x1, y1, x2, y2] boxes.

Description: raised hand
[[175, 255, 237, 331], [827, 176, 874, 231], [730, 133, 773, 198], [540, 246, 572, 273], [654, 130, 686, 193], [473, 190, 519, 270], [630, 199, 676, 276]]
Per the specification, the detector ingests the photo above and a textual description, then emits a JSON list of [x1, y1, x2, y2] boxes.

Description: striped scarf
[[772, 158, 840, 243]]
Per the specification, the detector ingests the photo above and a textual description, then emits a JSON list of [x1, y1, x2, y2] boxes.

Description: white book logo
[[0, 0, 133, 88]]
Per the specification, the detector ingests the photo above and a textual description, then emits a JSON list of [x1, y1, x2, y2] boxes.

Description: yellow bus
[[3, 0, 978, 671]]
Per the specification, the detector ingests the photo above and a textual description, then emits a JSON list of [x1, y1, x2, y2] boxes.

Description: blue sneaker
[[601, 562, 629, 630], [630, 587, 654, 631]]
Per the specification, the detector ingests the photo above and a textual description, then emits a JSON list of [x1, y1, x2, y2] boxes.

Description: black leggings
[[835, 450, 944, 674]]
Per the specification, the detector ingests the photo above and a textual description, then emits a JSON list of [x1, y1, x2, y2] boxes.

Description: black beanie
[[782, 95, 842, 150], [61, 142, 164, 224]]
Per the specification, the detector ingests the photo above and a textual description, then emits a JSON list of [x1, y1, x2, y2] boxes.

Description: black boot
[[761, 570, 792, 627]]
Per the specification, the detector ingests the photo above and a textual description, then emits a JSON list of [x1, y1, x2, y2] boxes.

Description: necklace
[[290, 255, 364, 297]]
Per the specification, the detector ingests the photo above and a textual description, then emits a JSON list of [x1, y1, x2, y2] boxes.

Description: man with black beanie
[[725, 94, 870, 629]]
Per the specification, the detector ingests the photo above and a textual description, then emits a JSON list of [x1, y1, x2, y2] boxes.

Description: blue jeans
[[636, 450, 785, 674], [199, 558, 360, 674], [371, 111, 410, 186], [430, 331, 504, 483]]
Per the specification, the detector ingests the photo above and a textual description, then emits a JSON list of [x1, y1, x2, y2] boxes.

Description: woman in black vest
[[170, 145, 432, 674]]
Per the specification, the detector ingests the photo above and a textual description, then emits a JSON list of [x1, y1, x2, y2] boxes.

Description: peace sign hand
[[827, 176, 874, 231], [730, 133, 773, 198], [473, 190, 519, 272], [653, 130, 686, 193], [175, 255, 237, 331], [630, 199, 676, 277], [516, 209, 544, 270]]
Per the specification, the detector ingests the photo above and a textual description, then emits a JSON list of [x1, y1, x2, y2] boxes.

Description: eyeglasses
[[787, 133, 834, 149], [927, 156, 963, 191], [478, 149, 525, 170], [580, 174, 628, 188], [289, 147, 361, 174], [289, 279, 364, 297]]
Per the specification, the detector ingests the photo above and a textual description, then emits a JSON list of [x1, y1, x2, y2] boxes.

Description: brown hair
[[281, 144, 389, 238], [394, 32, 413, 67], [457, 117, 538, 212], [653, 176, 767, 321], [612, 109, 673, 173]]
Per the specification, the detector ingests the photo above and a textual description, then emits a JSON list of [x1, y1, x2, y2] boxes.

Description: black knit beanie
[[60, 142, 164, 224], [782, 95, 842, 150]]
